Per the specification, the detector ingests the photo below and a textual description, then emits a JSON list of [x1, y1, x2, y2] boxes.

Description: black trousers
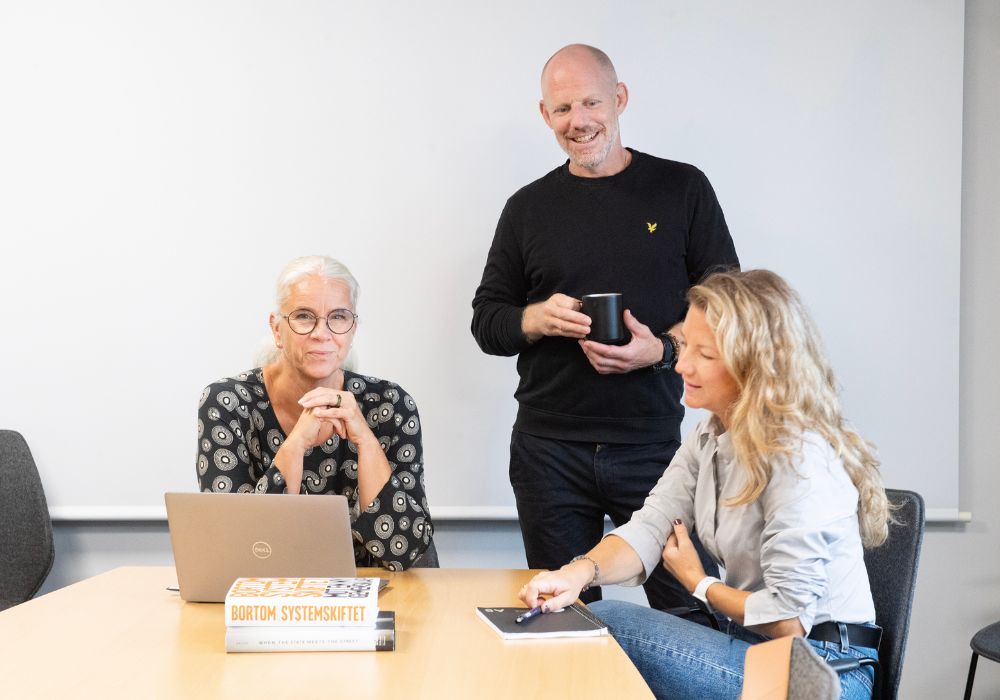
[[509, 429, 719, 614]]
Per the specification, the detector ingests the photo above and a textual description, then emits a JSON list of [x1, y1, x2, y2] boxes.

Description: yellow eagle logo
[[646, 222, 657, 233]]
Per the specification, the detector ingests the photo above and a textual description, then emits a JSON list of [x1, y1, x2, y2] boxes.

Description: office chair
[[963, 620, 1000, 700], [412, 539, 440, 568], [0, 430, 55, 611], [742, 489, 925, 700], [842, 488, 925, 700], [743, 635, 840, 700]]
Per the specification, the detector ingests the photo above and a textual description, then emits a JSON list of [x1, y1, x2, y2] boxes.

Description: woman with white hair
[[518, 269, 889, 699], [197, 255, 433, 571]]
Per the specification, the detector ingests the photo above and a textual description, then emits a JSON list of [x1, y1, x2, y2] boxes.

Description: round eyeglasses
[[281, 308, 358, 335]]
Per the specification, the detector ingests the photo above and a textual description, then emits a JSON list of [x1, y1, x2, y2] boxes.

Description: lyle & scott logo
[[646, 222, 657, 233]]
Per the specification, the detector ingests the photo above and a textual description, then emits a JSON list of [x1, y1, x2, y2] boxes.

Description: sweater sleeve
[[470, 202, 534, 357], [350, 384, 434, 572], [684, 169, 740, 286]]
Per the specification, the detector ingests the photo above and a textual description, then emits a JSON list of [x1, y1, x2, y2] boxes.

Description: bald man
[[471, 45, 738, 615]]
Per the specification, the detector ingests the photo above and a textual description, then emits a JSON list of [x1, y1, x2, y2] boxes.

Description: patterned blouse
[[197, 368, 433, 571]]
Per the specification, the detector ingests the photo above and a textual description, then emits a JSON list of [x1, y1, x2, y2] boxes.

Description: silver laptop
[[165, 492, 357, 602]]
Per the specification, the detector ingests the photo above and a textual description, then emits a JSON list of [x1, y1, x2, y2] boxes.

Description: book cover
[[226, 611, 395, 652], [225, 577, 380, 627], [475, 604, 608, 640]]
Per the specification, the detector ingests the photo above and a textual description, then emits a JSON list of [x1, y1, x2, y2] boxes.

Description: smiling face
[[269, 275, 356, 384], [539, 46, 629, 177], [675, 305, 740, 428]]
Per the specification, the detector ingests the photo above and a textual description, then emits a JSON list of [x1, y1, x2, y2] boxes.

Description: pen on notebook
[[516, 606, 543, 624]]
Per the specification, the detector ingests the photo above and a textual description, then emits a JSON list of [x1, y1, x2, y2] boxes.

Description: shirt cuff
[[603, 523, 663, 587], [744, 589, 817, 633]]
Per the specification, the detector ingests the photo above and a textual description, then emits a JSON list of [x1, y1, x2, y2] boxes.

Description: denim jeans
[[590, 600, 877, 700], [508, 430, 719, 612]]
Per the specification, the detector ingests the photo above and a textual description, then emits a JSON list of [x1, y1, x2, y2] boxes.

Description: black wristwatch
[[652, 332, 679, 373]]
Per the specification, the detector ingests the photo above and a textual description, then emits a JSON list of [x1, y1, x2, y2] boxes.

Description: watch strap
[[652, 332, 679, 373], [692, 575, 722, 611]]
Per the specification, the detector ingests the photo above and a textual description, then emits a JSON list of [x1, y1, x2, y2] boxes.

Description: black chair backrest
[[864, 489, 925, 700], [411, 539, 440, 568], [0, 430, 55, 611]]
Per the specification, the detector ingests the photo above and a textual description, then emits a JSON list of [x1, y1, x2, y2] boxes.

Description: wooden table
[[0, 566, 653, 698]]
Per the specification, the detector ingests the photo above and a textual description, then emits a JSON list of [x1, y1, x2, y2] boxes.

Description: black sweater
[[471, 149, 739, 444]]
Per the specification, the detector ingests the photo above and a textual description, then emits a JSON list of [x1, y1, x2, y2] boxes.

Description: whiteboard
[[0, 0, 964, 517]]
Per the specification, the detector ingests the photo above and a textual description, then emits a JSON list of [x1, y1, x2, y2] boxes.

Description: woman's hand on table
[[518, 559, 594, 612]]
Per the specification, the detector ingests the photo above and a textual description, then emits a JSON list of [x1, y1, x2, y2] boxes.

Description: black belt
[[808, 621, 882, 650]]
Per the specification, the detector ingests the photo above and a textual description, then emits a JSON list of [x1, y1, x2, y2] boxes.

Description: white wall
[[25, 2, 1000, 697], [902, 1, 1000, 697], [0, 0, 966, 517]]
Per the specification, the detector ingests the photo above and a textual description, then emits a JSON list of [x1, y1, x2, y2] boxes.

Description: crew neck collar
[[559, 148, 640, 185]]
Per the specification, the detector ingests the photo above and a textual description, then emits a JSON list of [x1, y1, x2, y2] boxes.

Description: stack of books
[[224, 577, 394, 652]]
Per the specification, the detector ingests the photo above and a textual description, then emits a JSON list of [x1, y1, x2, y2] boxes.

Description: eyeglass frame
[[280, 308, 359, 335]]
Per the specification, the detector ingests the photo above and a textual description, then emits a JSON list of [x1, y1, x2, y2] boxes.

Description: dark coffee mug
[[581, 293, 625, 344]]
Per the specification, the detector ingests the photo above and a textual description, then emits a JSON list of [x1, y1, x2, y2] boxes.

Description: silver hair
[[273, 255, 360, 312], [255, 255, 361, 370]]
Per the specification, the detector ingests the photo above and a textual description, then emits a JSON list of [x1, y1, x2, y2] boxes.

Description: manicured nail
[[672, 518, 682, 525]]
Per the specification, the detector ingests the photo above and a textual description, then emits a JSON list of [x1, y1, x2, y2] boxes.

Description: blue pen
[[515, 606, 544, 624]]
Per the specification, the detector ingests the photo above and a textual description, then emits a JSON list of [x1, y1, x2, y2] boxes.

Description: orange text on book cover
[[225, 577, 379, 627]]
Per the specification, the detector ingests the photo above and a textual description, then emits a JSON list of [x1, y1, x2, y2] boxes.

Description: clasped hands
[[521, 292, 668, 374], [288, 388, 373, 452]]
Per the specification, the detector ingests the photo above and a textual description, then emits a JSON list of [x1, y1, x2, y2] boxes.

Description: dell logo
[[251, 541, 273, 559]]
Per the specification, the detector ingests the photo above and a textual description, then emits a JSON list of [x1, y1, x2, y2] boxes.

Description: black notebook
[[476, 604, 608, 640]]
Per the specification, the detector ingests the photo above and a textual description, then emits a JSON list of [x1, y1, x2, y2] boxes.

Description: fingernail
[[542, 603, 549, 613], [672, 518, 682, 525]]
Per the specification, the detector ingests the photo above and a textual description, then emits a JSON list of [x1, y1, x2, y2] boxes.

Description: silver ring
[[333, 394, 342, 408]]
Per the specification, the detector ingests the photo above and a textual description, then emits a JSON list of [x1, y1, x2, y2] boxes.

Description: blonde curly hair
[[688, 269, 890, 547]]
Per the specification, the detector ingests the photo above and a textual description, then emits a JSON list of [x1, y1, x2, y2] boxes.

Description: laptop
[[165, 492, 358, 602]]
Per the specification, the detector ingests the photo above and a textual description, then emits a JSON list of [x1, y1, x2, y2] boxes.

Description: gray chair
[[0, 430, 55, 610], [858, 488, 925, 700], [743, 635, 840, 700], [748, 490, 925, 700], [411, 539, 440, 568], [788, 637, 841, 700], [963, 620, 1000, 700]]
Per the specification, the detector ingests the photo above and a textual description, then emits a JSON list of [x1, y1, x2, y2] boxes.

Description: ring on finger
[[333, 393, 342, 409]]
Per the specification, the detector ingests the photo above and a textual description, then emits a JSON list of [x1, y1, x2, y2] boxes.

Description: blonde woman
[[518, 269, 889, 700]]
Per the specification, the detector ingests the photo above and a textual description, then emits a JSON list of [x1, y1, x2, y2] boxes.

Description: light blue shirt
[[609, 417, 876, 632]]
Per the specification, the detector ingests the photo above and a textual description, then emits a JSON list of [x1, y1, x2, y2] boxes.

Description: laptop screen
[[165, 492, 357, 602]]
